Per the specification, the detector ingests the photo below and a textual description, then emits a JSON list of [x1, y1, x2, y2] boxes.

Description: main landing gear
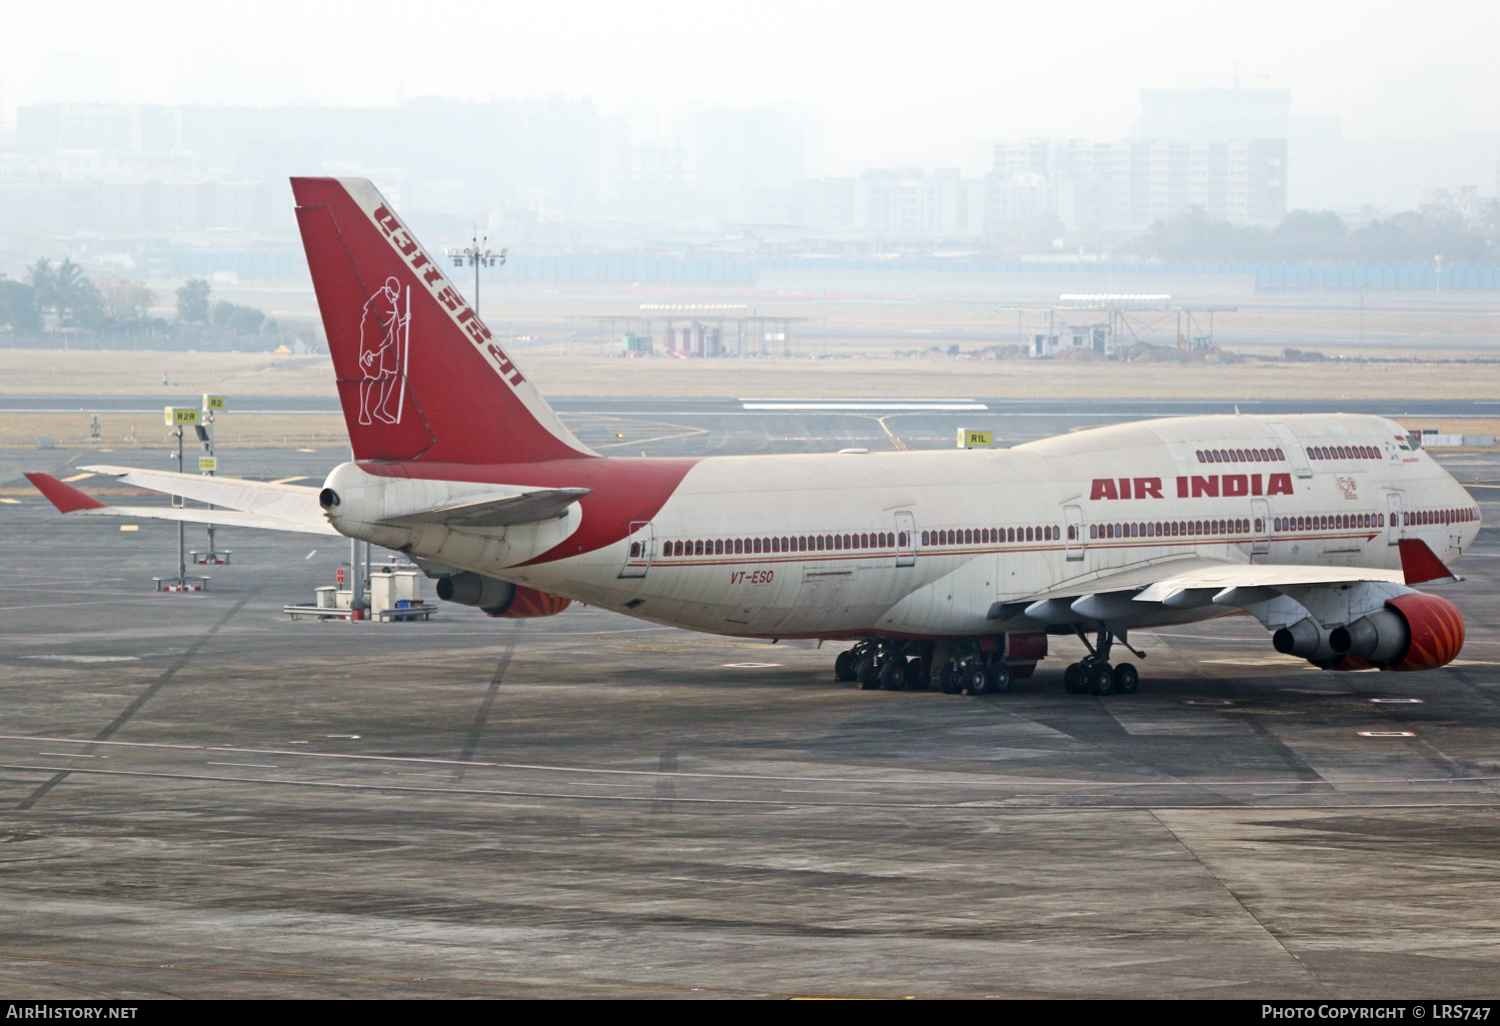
[[1062, 626, 1141, 697], [835, 641, 926, 691], [835, 640, 1013, 695]]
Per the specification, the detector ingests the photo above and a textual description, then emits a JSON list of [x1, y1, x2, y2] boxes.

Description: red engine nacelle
[[1383, 593, 1465, 671], [484, 585, 572, 619]]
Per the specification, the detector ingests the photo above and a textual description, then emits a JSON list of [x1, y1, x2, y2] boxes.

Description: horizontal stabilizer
[[27, 471, 339, 535], [24, 473, 106, 513], [72, 505, 340, 535], [82, 465, 325, 526], [380, 488, 591, 529]]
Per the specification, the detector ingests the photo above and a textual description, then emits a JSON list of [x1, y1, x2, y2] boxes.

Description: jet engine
[[436, 572, 572, 618], [1324, 593, 1464, 671], [1272, 618, 1337, 665]]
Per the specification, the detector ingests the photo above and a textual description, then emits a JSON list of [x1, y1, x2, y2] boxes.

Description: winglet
[[1399, 538, 1460, 585], [24, 473, 107, 513]]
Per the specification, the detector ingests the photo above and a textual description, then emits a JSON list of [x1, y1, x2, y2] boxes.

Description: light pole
[[1435, 254, 1444, 293], [445, 229, 506, 319], [158, 406, 207, 591], [195, 394, 228, 564]]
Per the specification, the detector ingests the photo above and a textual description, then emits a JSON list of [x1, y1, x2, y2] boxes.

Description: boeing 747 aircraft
[[28, 177, 1473, 696]]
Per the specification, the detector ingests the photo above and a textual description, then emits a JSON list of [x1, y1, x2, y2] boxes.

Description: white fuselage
[[323, 414, 1479, 639]]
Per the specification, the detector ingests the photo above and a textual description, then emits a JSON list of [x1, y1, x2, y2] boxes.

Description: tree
[[100, 277, 156, 324], [1125, 207, 1267, 262], [1270, 210, 1347, 261], [27, 257, 102, 328], [0, 276, 40, 334], [177, 279, 211, 324], [210, 299, 266, 334], [1348, 209, 1488, 263]]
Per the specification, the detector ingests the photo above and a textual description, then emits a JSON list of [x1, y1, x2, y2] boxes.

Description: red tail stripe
[[25, 473, 106, 513]]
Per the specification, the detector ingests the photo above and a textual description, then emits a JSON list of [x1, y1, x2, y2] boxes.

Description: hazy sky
[[4, 0, 1497, 173]]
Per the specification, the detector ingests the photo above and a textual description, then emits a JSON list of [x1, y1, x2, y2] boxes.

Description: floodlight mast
[[444, 228, 506, 320]]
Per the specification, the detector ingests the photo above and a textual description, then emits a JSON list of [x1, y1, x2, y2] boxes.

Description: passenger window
[[630, 542, 641, 557]]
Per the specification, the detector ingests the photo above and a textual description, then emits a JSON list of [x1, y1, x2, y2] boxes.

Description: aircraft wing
[[1003, 541, 1455, 628], [25, 472, 340, 536]]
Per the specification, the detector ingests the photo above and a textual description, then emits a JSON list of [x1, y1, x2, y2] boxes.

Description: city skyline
[[2, 0, 1498, 174]]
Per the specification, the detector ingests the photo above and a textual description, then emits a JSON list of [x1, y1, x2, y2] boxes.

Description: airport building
[[988, 136, 1287, 232]]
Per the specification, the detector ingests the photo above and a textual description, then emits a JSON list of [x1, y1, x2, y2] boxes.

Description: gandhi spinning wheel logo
[[358, 276, 411, 426]]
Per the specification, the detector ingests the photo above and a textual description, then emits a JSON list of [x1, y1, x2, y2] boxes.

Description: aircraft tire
[[879, 657, 907, 691], [1111, 662, 1139, 695], [903, 659, 928, 691], [834, 650, 857, 682], [856, 656, 880, 690], [938, 664, 960, 694], [959, 664, 989, 695], [1086, 662, 1115, 696], [988, 663, 1013, 694], [1064, 662, 1087, 694]]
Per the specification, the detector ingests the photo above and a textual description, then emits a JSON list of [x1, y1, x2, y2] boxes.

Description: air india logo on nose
[[358, 276, 410, 425]]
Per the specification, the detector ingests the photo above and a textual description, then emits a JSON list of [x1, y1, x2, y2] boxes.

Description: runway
[[4, 437, 1500, 997]]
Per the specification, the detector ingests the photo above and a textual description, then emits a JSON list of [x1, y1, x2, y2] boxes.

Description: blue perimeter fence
[[151, 251, 1500, 290]]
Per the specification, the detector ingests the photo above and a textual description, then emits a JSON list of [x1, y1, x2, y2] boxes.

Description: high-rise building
[[1134, 88, 1291, 142], [694, 108, 807, 219]]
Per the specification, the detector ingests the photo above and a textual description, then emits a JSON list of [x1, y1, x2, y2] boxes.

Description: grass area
[[4, 412, 349, 451], [0, 350, 337, 397], [6, 347, 1500, 406]]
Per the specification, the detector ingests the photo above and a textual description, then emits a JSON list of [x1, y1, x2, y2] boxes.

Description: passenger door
[[1064, 504, 1084, 561], [1250, 497, 1270, 556], [1268, 422, 1313, 479], [1386, 494, 1403, 547], [618, 520, 654, 578], [895, 511, 916, 568]]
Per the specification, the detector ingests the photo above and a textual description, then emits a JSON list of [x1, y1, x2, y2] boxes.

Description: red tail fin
[[291, 177, 594, 465]]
